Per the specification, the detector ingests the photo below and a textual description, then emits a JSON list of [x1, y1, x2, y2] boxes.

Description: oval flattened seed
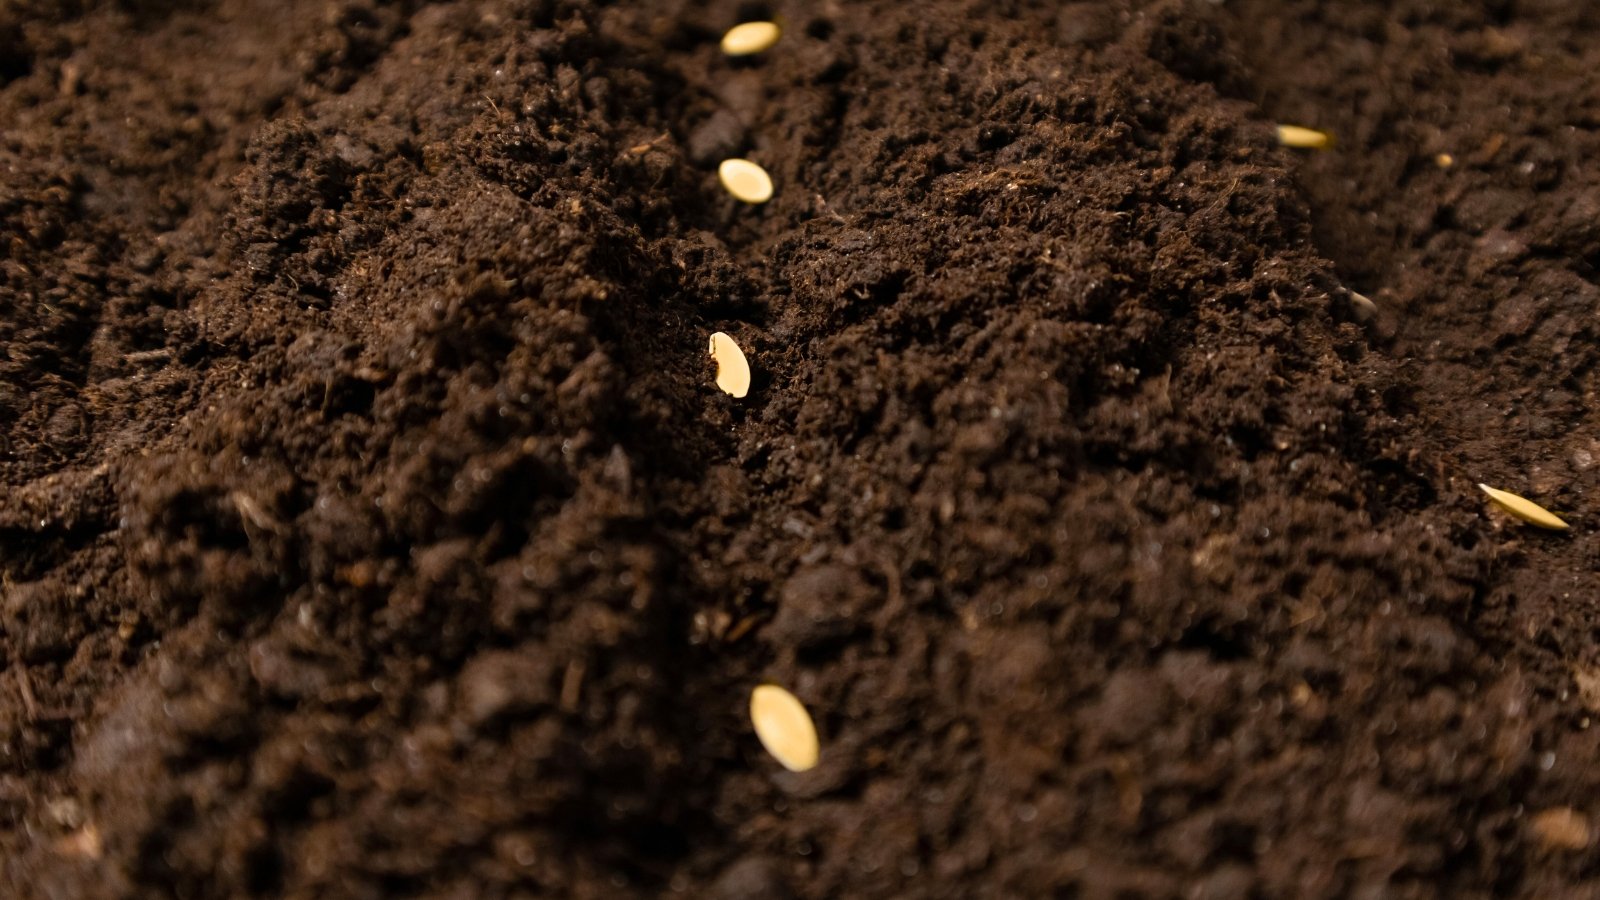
[[1478, 483, 1570, 531], [1348, 290, 1377, 322], [749, 684, 819, 772], [718, 158, 774, 204], [1277, 124, 1333, 150], [709, 331, 752, 398], [721, 21, 781, 57]]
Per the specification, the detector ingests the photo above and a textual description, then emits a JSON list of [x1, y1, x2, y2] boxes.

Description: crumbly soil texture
[[5, 1, 1600, 897]]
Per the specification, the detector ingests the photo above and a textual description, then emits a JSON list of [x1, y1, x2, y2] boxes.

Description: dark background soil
[[4, 0, 1600, 896]]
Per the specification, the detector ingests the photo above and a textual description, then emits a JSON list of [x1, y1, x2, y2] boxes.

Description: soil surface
[[4, 0, 1600, 897]]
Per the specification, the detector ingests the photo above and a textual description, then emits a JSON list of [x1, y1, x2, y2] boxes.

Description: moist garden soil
[[4, 0, 1600, 897]]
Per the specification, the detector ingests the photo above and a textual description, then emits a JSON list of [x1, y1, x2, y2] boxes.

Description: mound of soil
[[4, 0, 1600, 896]]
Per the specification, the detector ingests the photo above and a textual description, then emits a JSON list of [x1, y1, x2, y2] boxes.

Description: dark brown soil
[[4, 0, 1600, 896]]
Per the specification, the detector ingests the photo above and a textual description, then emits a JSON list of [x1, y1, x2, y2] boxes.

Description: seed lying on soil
[[1478, 483, 1569, 531], [721, 21, 781, 56], [718, 158, 774, 204], [1276, 124, 1332, 150], [1348, 290, 1377, 322], [709, 331, 752, 398], [1435, 153, 1455, 168], [749, 684, 819, 772]]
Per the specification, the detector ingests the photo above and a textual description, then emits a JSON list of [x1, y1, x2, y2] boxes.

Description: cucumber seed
[[1479, 483, 1569, 531], [722, 21, 781, 57], [750, 684, 820, 772], [718, 158, 774, 204], [1349, 290, 1377, 322], [1277, 124, 1332, 150], [709, 331, 752, 398]]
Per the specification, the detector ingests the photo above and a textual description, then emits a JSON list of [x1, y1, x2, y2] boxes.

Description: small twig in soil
[[560, 659, 585, 713], [624, 133, 669, 155], [724, 615, 760, 643], [16, 666, 39, 722], [125, 348, 171, 366]]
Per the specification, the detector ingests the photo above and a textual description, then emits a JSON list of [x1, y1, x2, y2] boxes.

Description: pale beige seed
[[718, 158, 774, 204], [1478, 483, 1570, 531], [709, 331, 752, 398], [749, 684, 819, 772], [1277, 124, 1332, 150], [721, 21, 781, 57], [1435, 153, 1455, 169], [1348, 290, 1377, 322]]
